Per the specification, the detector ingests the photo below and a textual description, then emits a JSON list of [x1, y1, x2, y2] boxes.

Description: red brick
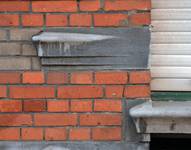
[[22, 128, 43, 141], [70, 14, 92, 27], [22, 14, 44, 27], [32, 1, 77, 12], [105, 0, 151, 11], [58, 86, 103, 98], [94, 100, 122, 112], [46, 14, 67, 27], [45, 128, 67, 141], [94, 14, 128, 27], [92, 128, 121, 141], [0, 128, 20, 140], [22, 72, 45, 84], [71, 72, 93, 84], [34, 114, 77, 126], [0, 72, 21, 84], [80, 0, 100, 11], [80, 114, 121, 126], [95, 72, 128, 84], [105, 86, 124, 98], [130, 71, 151, 84], [129, 13, 151, 26], [47, 72, 68, 84], [9, 86, 55, 98], [24, 100, 46, 112], [69, 128, 90, 141], [0, 1, 29, 12], [124, 85, 150, 98], [0, 14, 19, 26], [0, 114, 32, 126], [0, 86, 7, 98], [71, 100, 92, 112], [47, 100, 69, 112], [0, 100, 22, 112]]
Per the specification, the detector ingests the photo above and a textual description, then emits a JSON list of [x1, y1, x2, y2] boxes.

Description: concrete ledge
[[130, 101, 191, 134], [130, 101, 191, 118], [0, 142, 149, 150]]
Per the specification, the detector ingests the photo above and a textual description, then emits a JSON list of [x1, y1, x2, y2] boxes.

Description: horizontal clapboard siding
[[152, 21, 191, 32], [151, 67, 191, 78], [151, 44, 191, 55], [151, 0, 191, 91], [152, 0, 191, 9]]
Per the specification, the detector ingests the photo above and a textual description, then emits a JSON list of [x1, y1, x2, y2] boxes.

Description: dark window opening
[[150, 134, 191, 150]]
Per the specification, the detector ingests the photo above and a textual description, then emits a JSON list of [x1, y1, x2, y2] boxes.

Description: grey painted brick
[[32, 57, 41, 70], [10, 29, 41, 41], [0, 30, 7, 41], [22, 43, 37, 56], [0, 43, 21, 56], [0, 57, 31, 70]]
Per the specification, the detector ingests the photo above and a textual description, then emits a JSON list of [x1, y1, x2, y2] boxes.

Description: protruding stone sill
[[32, 28, 150, 70], [130, 101, 191, 134], [32, 32, 116, 43]]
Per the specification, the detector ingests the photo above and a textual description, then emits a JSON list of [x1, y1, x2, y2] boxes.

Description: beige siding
[[151, 0, 191, 91]]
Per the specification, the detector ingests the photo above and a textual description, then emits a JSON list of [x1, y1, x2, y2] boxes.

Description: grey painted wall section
[[0, 142, 149, 150], [33, 27, 150, 70]]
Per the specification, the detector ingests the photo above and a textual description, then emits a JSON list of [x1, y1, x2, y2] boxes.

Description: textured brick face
[[0, 71, 150, 141], [0, 0, 151, 142]]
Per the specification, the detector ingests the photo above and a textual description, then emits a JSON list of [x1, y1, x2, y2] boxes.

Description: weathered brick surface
[[0, 100, 22, 112], [79, 0, 100, 11], [0, 14, 19, 26], [70, 14, 92, 27], [0, 30, 7, 41], [0, 43, 21, 56], [0, 1, 29, 12], [0, 57, 31, 70], [46, 14, 68, 27], [21, 128, 43, 141], [0, 128, 20, 140], [0, 70, 150, 141], [0, 0, 151, 142], [23, 100, 46, 112], [32, 1, 77, 12], [92, 127, 121, 141], [22, 43, 37, 56], [45, 128, 67, 141], [80, 114, 121, 126], [34, 114, 78, 126], [10, 29, 40, 41], [22, 14, 44, 27], [47, 100, 69, 112], [69, 128, 91, 141], [58, 86, 103, 98]]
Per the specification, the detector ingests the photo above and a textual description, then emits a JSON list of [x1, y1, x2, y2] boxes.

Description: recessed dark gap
[[150, 134, 191, 150]]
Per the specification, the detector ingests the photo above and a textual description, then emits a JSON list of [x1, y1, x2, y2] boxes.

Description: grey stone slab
[[0, 142, 149, 150], [130, 101, 191, 118], [0, 57, 31, 70], [41, 57, 147, 66], [33, 27, 150, 70], [0, 43, 21, 56], [124, 100, 148, 142], [130, 101, 191, 134]]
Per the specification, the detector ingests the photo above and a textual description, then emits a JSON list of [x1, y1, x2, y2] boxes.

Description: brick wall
[[0, 0, 151, 142], [0, 71, 150, 141]]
